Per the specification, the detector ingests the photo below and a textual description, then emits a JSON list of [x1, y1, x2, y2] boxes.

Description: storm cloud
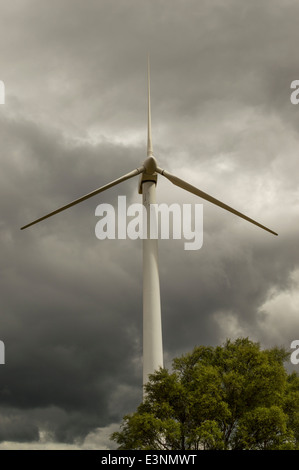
[[1, 0, 299, 448]]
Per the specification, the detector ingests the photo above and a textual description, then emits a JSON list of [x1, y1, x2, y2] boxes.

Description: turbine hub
[[143, 155, 157, 175]]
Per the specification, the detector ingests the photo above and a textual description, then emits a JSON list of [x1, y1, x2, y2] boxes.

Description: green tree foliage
[[111, 338, 299, 450]]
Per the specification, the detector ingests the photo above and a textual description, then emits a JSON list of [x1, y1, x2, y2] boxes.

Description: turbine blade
[[147, 55, 153, 157], [20, 166, 145, 230], [157, 167, 278, 236]]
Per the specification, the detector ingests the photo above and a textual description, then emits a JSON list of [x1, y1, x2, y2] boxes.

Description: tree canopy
[[111, 338, 299, 450]]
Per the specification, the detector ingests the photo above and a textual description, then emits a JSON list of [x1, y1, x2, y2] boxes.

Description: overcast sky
[[1, 0, 299, 450]]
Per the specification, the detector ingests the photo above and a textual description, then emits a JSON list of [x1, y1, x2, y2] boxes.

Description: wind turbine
[[20, 58, 278, 391]]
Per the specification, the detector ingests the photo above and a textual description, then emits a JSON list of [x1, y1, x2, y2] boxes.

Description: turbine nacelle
[[138, 156, 158, 195]]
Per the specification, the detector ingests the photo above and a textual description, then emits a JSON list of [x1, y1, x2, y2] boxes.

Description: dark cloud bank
[[1, 0, 299, 448]]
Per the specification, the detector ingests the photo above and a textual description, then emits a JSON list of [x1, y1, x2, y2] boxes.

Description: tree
[[111, 338, 299, 450]]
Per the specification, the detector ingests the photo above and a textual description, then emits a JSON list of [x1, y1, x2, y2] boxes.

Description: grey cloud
[[0, 410, 39, 443], [1, 0, 299, 447]]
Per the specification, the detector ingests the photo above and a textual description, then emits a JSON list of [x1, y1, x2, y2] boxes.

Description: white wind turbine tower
[[21, 58, 278, 390]]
